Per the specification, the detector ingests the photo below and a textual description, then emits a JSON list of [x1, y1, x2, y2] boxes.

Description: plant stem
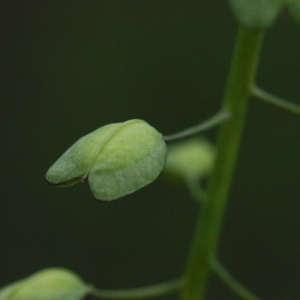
[[251, 85, 300, 116], [212, 260, 261, 300], [180, 27, 264, 300], [88, 277, 183, 299], [163, 110, 231, 142]]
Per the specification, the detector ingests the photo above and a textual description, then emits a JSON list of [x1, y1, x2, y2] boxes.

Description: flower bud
[[163, 138, 215, 182], [0, 280, 25, 300], [46, 120, 167, 201], [0, 268, 88, 300], [229, 0, 283, 30]]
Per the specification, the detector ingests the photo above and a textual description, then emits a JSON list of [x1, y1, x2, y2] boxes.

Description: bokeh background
[[1, 1, 299, 299]]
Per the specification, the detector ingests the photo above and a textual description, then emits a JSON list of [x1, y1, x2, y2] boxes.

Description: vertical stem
[[180, 27, 264, 300]]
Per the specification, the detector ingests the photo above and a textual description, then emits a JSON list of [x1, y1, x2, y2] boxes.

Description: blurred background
[[1, 1, 299, 299]]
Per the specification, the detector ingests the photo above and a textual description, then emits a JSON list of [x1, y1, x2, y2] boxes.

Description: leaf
[[46, 119, 167, 201]]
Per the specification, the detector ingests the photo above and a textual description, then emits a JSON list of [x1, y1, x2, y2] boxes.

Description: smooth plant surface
[[45, 119, 167, 201], [164, 138, 215, 181], [0, 268, 88, 300], [2, 1, 299, 300]]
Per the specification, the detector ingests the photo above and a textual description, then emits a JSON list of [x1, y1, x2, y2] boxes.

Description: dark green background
[[1, 1, 299, 299]]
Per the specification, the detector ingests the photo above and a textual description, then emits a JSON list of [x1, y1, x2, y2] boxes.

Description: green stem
[[212, 260, 261, 300], [251, 85, 300, 116], [88, 278, 183, 299], [163, 110, 231, 142], [180, 27, 264, 300]]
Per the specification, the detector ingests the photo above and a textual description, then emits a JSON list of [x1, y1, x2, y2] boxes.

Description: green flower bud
[[46, 119, 167, 201], [0, 280, 25, 300], [0, 268, 88, 300], [163, 138, 215, 182], [229, 0, 283, 30]]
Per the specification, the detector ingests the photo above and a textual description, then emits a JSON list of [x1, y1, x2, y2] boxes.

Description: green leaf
[[46, 119, 167, 201], [0, 268, 88, 300]]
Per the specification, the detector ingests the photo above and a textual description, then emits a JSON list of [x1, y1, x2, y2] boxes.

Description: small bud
[[0, 280, 25, 300], [46, 120, 167, 201], [229, 0, 283, 30], [163, 138, 215, 182], [0, 268, 88, 300]]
